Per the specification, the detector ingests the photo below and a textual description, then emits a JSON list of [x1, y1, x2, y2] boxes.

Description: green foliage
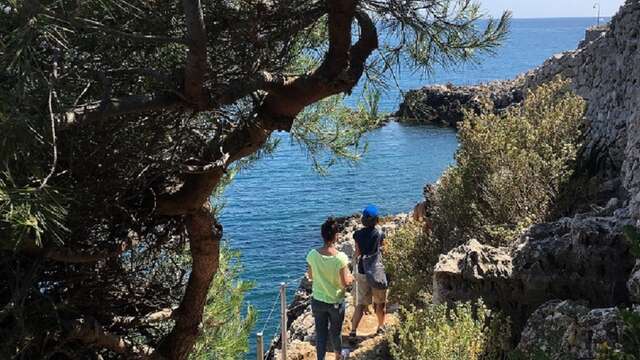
[[292, 88, 382, 174], [385, 221, 439, 307], [430, 78, 586, 247], [369, 0, 511, 78], [389, 301, 510, 360], [0, 175, 69, 249], [190, 247, 257, 360]]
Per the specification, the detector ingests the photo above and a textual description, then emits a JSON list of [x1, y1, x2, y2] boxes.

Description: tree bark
[[182, 0, 209, 109], [60, 1, 378, 357], [155, 204, 221, 359]]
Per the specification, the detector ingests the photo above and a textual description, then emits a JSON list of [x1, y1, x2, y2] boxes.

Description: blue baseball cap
[[362, 204, 379, 218]]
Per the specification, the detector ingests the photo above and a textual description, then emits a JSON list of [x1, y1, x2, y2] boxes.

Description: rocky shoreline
[[393, 24, 612, 130]]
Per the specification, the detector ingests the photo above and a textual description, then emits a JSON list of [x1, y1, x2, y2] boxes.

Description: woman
[[307, 217, 353, 360]]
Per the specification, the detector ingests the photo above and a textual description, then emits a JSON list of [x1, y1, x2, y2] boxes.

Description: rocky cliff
[[432, 0, 640, 357]]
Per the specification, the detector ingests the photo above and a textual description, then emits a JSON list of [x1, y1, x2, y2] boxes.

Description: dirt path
[[285, 294, 398, 360]]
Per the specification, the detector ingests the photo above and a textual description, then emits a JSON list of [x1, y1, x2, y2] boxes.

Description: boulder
[[432, 239, 513, 306], [517, 300, 629, 359], [433, 215, 636, 333]]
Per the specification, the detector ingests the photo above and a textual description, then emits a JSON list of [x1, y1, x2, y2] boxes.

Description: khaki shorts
[[354, 273, 388, 305]]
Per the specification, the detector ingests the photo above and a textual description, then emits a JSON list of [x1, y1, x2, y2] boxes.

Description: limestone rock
[[517, 300, 629, 359], [432, 239, 512, 306], [430, 2, 640, 327], [433, 215, 636, 332]]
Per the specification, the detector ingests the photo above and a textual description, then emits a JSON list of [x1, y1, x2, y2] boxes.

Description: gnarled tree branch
[[182, 0, 209, 109], [156, 2, 378, 217], [66, 317, 154, 358], [155, 204, 221, 359]]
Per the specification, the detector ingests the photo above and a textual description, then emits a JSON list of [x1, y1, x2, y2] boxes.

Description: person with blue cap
[[350, 204, 389, 339]]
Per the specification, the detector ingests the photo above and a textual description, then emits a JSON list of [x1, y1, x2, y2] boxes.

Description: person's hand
[[346, 273, 354, 286]]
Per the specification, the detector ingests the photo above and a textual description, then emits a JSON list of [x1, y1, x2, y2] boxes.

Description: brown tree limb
[[155, 2, 378, 217], [43, 247, 118, 264], [182, 0, 209, 109], [63, 93, 182, 124], [112, 308, 176, 328], [66, 317, 154, 358], [155, 204, 221, 359]]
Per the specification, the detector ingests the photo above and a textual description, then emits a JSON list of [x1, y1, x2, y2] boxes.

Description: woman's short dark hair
[[362, 215, 379, 228], [321, 217, 340, 243]]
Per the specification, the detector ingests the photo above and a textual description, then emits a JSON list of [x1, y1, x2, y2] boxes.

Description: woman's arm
[[354, 242, 361, 258], [307, 263, 313, 281], [339, 266, 353, 288]]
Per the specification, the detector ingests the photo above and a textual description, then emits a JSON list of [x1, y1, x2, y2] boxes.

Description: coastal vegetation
[[385, 78, 586, 358], [0, 0, 510, 358], [389, 301, 511, 360], [431, 78, 585, 247], [190, 248, 256, 359]]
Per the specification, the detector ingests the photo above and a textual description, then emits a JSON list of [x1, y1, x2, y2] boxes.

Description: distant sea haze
[[217, 17, 605, 359]]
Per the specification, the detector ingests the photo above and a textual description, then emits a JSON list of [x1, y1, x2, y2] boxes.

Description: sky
[[481, 0, 627, 18]]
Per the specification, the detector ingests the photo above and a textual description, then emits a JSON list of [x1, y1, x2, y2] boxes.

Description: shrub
[[385, 78, 585, 308], [430, 78, 585, 247], [389, 301, 510, 360], [385, 221, 441, 306]]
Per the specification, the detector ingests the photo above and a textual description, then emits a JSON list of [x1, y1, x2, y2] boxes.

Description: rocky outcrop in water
[[395, 79, 524, 127], [432, 0, 640, 354]]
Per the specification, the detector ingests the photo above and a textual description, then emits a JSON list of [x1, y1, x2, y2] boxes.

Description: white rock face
[[524, 0, 640, 220]]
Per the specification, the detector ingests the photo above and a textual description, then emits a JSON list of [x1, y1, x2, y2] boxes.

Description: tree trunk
[[156, 204, 221, 359]]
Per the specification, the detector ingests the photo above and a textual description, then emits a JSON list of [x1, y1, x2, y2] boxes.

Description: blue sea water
[[217, 17, 604, 358]]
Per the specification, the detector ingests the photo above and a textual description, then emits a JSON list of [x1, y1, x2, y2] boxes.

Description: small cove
[[217, 17, 605, 358]]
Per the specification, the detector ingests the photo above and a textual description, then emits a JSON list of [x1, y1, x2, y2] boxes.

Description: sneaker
[[375, 325, 389, 335]]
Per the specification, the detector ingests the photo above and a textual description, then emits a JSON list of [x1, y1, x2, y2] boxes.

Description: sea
[[216, 17, 606, 358]]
